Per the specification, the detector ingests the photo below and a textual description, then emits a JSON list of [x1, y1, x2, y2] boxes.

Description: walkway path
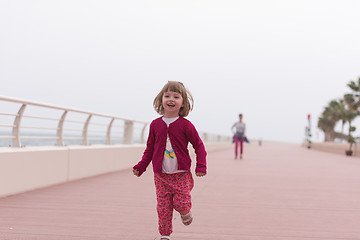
[[1, 142, 360, 240]]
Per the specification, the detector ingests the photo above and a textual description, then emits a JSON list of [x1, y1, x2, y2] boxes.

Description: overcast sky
[[1, 0, 360, 143]]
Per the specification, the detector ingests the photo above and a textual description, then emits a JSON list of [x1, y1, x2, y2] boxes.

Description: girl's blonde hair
[[153, 81, 194, 117]]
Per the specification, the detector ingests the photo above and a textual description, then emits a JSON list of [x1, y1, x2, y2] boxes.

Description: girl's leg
[[234, 135, 239, 158], [172, 172, 194, 223], [154, 173, 174, 236]]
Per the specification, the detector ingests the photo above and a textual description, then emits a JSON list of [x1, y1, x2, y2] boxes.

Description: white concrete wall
[[0, 142, 232, 197], [0, 147, 69, 197], [67, 145, 144, 181]]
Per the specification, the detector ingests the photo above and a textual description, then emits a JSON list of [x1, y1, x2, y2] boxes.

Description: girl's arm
[[133, 123, 155, 176], [186, 121, 207, 175]]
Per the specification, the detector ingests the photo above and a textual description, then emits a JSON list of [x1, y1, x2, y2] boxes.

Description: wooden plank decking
[[1, 142, 360, 240]]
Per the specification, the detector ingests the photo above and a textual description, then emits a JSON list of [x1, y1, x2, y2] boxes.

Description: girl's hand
[[196, 172, 206, 177], [133, 168, 140, 177]]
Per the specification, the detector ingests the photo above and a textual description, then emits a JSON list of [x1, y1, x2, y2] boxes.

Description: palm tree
[[317, 100, 341, 141], [343, 93, 359, 151], [337, 99, 348, 142], [318, 117, 335, 141], [347, 77, 360, 110], [344, 94, 359, 127], [317, 77, 360, 143], [347, 77, 360, 94]]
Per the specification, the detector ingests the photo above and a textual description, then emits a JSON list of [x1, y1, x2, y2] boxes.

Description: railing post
[[203, 133, 208, 143], [82, 114, 92, 146], [12, 104, 27, 147], [56, 110, 67, 146], [106, 118, 115, 145], [140, 123, 148, 144], [124, 120, 134, 144]]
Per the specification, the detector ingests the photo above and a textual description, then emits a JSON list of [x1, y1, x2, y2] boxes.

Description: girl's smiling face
[[162, 90, 184, 118]]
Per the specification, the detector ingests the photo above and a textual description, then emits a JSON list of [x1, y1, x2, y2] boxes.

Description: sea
[[0, 131, 141, 148]]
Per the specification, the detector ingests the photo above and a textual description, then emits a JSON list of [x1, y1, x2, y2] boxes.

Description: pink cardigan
[[133, 116, 207, 176]]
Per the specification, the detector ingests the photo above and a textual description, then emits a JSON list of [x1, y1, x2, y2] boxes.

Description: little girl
[[133, 81, 207, 240]]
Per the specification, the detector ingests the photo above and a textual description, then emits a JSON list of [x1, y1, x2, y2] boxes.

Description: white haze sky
[[1, 0, 360, 143]]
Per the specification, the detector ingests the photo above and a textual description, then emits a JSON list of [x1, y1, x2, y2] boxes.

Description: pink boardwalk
[[1, 142, 360, 240]]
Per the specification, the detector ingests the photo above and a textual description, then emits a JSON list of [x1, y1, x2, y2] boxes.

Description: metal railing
[[0, 96, 148, 147], [0, 96, 231, 148]]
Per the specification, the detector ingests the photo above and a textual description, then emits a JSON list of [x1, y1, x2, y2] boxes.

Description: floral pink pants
[[154, 172, 194, 236]]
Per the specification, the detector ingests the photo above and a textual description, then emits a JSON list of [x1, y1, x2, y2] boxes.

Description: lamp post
[[306, 114, 312, 148]]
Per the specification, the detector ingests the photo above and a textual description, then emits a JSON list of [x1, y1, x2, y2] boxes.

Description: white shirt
[[232, 121, 246, 134], [162, 117, 186, 174]]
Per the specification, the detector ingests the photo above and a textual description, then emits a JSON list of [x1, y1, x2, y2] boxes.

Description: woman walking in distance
[[232, 113, 246, 159]]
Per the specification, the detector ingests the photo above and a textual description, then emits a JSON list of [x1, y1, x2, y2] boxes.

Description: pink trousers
[[234, 135, 244, 158], [154, 172, 194, 236]]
